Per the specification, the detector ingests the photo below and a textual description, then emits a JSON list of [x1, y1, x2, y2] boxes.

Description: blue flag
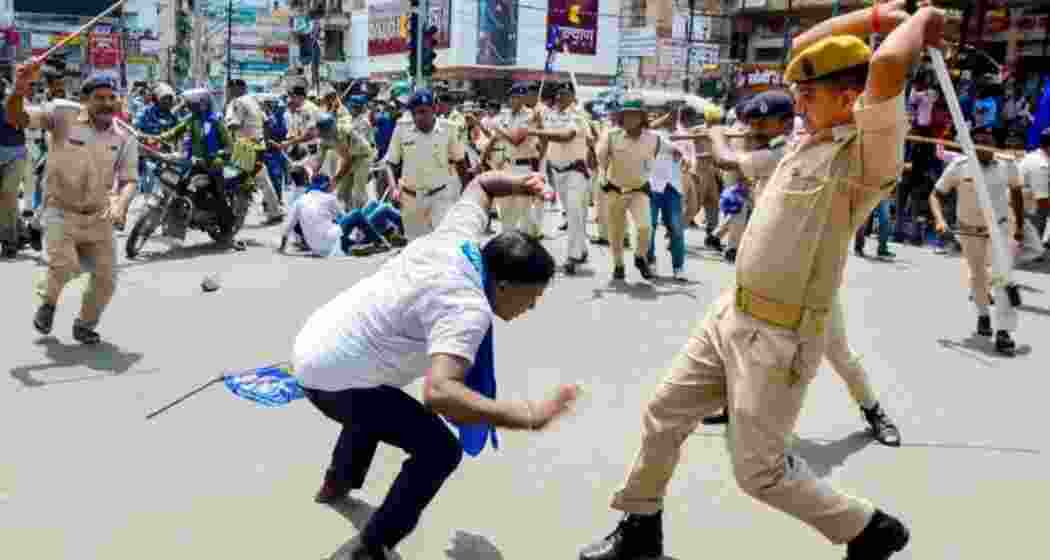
[[224, 364, 304, 407], [1028, 81, 1050, 150], [453, 240, 499, 457]]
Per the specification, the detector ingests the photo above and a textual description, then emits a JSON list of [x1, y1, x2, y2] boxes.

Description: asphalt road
[[1, 199, 1046, 559]]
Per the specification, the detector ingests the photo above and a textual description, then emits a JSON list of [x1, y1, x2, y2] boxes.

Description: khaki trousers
[[336, 157, 372, 211], [611, 290, 874, 545], [400, 181, 458, 240], [959, 231, 1018, 332], [500, 164, 542, 237], [607, 189, 650, 267], [36, 210, 117, 328], [594, 172, 609, 239], [823, 295, 878, 408], [0, 159, 26, 245]]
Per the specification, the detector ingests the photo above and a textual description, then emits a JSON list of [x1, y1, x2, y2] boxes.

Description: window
[[324, 28, 345, 61]]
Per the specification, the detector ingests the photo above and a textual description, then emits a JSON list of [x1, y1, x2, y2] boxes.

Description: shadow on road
[[586, 279, 699, 302], [936, 336, 1032, 364], [118, 239, 263, 270], [324, 497, 402, 560], [9, 337, 155, 388], [445, 531, 505, 560], [791, 431, 873, 478], [1018, 304, 1050, 318]]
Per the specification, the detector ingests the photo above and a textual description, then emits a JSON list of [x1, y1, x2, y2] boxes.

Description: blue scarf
[[305, 174, 330, 194], [455, 240, 499, 456]]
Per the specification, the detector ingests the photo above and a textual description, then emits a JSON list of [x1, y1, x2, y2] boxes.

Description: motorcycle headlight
[[159, 170, 182, 186]]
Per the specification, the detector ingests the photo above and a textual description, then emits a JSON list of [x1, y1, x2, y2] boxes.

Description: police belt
[[513, 157, 540, 171], [735, 285, 827, 336], [50, 200, 106, 216], [548, 159, 591, 180], [602, 181, 650, 195], [956, 223, 990, 238], [402, 184, 448, 198]]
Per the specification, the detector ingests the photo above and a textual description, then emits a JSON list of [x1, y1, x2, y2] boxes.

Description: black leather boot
[[845, 509, 909, 560], [635, 256, 653, 280], [976, 315, 992, 337], [861, 402, 901, 447], [995, 330, 1016, 357], [34, 303, 56, 335], [579, 511, 663, 560]]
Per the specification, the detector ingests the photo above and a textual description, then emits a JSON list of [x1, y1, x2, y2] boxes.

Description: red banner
[[89, 32, 122, 68]]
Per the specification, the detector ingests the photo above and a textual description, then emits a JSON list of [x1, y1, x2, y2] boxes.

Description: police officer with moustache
[[7, 70, 139, 345], [384, 89, 470, 240], [700, 91, 902, 447], [494, 83, 544, 238], [579, 3, 941, 559]]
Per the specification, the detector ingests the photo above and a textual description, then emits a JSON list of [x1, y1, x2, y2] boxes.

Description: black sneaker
[[34, 303, 56, 335], [976, 315, 993, 337], [861, 403, 901, 447], [724, 248, 737, 263], [876, 247, 895, 259], [72, 324, 102, 345], [702, 408, 729, 425], [579, 512, 663, 560], [349, 540, 387, 560], [635, 256, 653, 280], [613, 266, 626, 281], [854, 243, 865, 258], [704, 234, 723, 251], [29, 227, 43, 252], [995, 330, 1016, 357], [593, 238, 610, 246], [565, 261, 577, 275], [845, 509, 909, 560]]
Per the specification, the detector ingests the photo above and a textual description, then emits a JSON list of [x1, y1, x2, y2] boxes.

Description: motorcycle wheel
[[126, 207, 164, 259], [207, 192, 251, 244]]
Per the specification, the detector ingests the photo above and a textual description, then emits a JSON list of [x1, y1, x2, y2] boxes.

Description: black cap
[[740, 90, 794, 120]]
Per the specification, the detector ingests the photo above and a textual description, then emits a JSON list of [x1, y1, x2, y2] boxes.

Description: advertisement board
[[546, 0, 598, 56], [369, 0, 451, 57], [89, 32, 122, 68], [13, 1, 119, 17], [477, 0, 518, 65]]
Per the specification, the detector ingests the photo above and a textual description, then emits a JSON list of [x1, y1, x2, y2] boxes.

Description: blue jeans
[[138, 159, 156, 194], [263, 149, 287, 197], [338, 201, 402, 244], [648, 186, 685, 271], [857, 198, 893, 250]]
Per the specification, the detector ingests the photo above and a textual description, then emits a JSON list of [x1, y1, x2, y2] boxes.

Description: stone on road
[[1, 205, 1046, 559]]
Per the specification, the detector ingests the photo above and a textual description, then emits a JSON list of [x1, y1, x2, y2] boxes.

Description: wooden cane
[[27, 1, 127, 77], [906, 135, 1022, 159]]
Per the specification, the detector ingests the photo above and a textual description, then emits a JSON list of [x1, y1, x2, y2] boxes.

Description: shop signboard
[[369, 0, 451, 56], [89, 32, 122, 68], [547, 0, 599, 55], [619, 26, 657, 58]]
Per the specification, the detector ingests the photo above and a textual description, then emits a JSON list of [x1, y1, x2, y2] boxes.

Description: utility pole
[[415, 0, 426, 90], [226, 0, 233, 93], [684, 0, 694, 94]]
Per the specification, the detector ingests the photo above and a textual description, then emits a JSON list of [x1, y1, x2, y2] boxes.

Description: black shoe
[[624, 237, 631, 249], [854, 244, 865, 258], [976, 315, 993, 337], [876, 247, 896, 259], [33, 303, 56, 335], [705, 234, 723, 251], [29, 227, 43, 252], [995, 330, 1016, 356], [349, 540, 387, 560], [577, 252, 589, 264], [565, 261, 577, 275], [579, 512, 663, 560], [702, 409, 729, 425], [72, 324, 102, 345], [613, 266, 625, 281], [593, 238, 610, 246], [560, 222, 569, 231], [861, 403, 901, 447], [635, 256, 653, 280], [314, 469, 353, 504], [845, 509, 909, 560], [724, 248, 737, 263]]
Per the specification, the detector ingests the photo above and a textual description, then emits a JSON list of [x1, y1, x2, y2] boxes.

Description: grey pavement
[[1, 199, 1047, 559]]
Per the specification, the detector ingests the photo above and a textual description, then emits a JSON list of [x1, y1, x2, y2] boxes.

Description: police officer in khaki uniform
[[530, 82, 593, 274], [579, 5, 944, 559], [225, 79, 284, 223], [930, 126, 1025, 356], [313, 111, 376, 212], [384, 89, 469, 239], [702, 91, 901, 446], [7, 70, 139, 345], [596, 95, 659, 281], [494, 83, 543, 237]]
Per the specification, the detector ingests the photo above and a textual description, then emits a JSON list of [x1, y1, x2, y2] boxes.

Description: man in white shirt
[[1018, 128, 1050, 243], [292, 171, 576, 560]]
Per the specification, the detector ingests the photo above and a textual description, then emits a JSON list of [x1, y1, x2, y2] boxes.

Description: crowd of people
[[0, 2, 1046, 559]]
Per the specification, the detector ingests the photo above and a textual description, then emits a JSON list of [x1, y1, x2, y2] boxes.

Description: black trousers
[[304, 385, 463, 550]]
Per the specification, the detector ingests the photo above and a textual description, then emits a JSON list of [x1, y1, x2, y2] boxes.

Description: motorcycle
[[125, 147, 255, 259]]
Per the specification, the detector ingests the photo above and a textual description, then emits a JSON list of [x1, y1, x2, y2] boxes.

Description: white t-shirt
[[284, 190, 343, 257], [936, 157, 1020, 228], [292, 200, 493, 391], [1019, 149, 1050, 206], [648, 131, 677, 194]]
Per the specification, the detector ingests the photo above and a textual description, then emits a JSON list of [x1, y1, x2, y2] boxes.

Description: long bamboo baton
[[905, 135, 1022, 160], [928, 47, 1015, 292], [27, 1, 127, 76]]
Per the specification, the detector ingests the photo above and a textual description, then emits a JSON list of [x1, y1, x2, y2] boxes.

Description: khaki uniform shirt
[[496, 108, 540, 161], [935, 156, 1022, 228], [321, 120, 375, 166], [287, 100, 322, 153], [28, 104, 138, 214], [597, 128, 660, 191], [739, 135, 789, 202], [543, 106, 591, 164], [225, 94, 267, 142], [385, 117, 466, 189], [737, 93, 907, 316]]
